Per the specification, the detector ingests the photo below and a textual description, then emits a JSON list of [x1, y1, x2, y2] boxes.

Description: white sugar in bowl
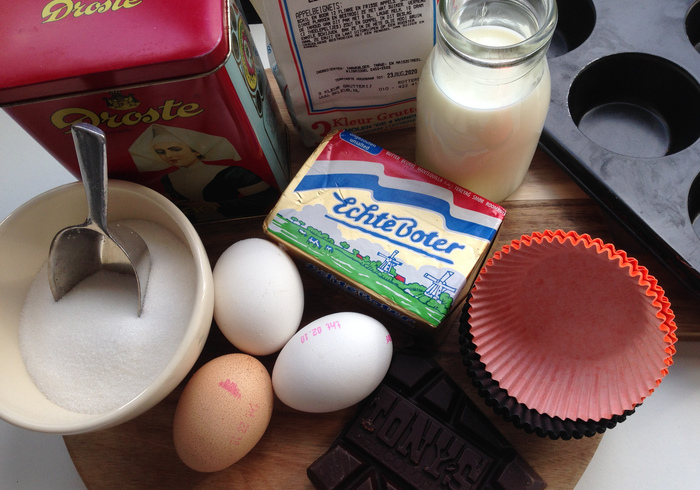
[[0, 180, 214, 434]]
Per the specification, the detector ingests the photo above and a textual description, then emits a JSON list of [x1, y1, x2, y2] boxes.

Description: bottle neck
[[429, 37, 550, 110], [437, 0, 557, 69]]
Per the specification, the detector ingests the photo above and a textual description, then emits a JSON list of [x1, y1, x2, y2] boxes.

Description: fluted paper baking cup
[[459, 310, 637, 440], [468, 230, 677, 422]]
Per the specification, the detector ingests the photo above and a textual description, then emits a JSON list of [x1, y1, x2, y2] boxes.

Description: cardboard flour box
[[0, 0, 288, 224], [263, 131, 506, 341], [252, 0, 437, 146]]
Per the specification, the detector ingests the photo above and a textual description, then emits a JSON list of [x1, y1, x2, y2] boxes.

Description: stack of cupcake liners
[[459, 230, 677, 440]]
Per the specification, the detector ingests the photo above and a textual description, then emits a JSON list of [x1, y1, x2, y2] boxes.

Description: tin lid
[[0, 0, 229, 106]]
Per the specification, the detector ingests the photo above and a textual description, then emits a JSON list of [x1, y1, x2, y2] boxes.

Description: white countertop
[[2, 25, 700, 489]]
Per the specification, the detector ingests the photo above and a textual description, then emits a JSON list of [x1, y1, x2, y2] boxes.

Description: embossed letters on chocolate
[[346, 386, 492, 489]]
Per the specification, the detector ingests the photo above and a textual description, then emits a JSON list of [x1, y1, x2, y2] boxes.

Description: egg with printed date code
[[173, 353, 274, 472], [272, 312, 393, 413], [213, 238, 304, 356]]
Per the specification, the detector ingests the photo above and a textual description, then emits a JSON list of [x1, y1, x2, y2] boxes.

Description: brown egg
[[173, 353, 273, 472]]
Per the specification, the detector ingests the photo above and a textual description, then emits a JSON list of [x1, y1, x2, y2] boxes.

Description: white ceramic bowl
[[0, 180, 214, 434]]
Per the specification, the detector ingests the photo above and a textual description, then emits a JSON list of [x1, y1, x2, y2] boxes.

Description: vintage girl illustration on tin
[[128, 124, 279, 221]]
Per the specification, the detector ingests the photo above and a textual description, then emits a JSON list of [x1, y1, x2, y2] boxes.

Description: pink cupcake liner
[[468, 230, 677, 422], [459, 310, 637, 440]]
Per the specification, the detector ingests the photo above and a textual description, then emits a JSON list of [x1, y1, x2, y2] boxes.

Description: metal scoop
[[48, 123, 151, 316]]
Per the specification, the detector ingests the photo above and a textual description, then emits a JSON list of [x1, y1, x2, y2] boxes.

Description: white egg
[[272, 312, 393, 413], [213, 238, 304, 356]]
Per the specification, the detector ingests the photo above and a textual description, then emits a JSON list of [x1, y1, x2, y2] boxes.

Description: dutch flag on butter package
[[263, 131, 505, 340]]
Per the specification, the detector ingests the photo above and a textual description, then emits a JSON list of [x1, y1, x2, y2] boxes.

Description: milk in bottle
[[415, 0, 557, 203]]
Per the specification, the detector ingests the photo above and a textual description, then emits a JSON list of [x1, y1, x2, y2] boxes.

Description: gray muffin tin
[[540, 0, 700, 295]]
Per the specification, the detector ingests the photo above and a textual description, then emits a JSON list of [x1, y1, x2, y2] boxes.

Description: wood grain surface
[[64, 73, 700, 489]]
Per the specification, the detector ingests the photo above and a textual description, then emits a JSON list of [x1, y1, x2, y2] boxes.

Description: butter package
[[0, 0, 288, 224], [263, 131, 505, 340]]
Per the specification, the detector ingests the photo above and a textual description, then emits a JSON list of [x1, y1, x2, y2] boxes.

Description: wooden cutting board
[[64, 74, 700, 490]]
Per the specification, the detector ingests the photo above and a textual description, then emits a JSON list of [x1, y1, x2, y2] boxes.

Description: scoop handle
[[72, 123, 109, 232]]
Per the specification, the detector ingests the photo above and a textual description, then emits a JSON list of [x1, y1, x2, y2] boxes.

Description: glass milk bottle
[[415, 0, 557, 203]]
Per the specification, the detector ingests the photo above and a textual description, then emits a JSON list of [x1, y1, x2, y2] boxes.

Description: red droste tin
[[0, 0, 288, 224]]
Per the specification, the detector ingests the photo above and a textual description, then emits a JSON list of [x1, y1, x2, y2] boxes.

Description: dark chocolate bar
[[307, 352, 545, 490]]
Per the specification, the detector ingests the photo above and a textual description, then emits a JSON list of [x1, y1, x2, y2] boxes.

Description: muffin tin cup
[[541, 0, 700, 296]]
